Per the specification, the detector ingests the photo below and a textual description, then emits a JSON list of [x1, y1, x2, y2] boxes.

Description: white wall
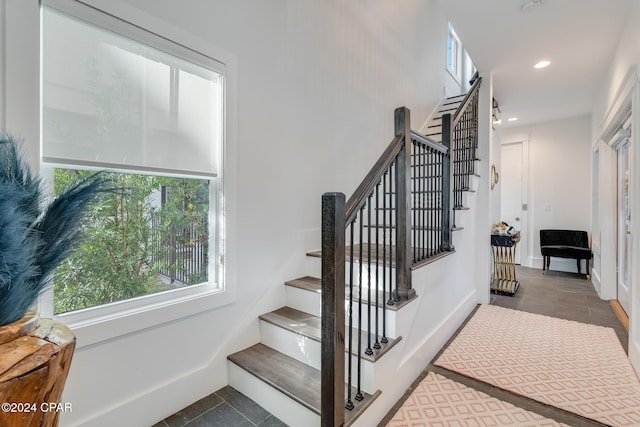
[[474, 72, 497, 301], [502, 115, 592, 272], [591, 0, 640, 376], [1, 0, 483, 425]]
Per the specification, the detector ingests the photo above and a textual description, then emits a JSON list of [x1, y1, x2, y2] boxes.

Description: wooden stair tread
[[260, 306, 320, 341], [260, 306, 403, 362], [307, 244, 452, 270], [452, 158, 481, 163], [228, 343, 321, 413], [445, 94, 466, 100], [285, 276, 410, 311], [228, 343, 378, 424], [362, 224, 448, 231], [376, 206, 443, 210], [285, 276, 321, 293]]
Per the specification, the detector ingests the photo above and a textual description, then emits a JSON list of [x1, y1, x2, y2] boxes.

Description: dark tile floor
[[491, 266, 628, 352], [156, 266, 628, 427], [151, 386, 286, 427]]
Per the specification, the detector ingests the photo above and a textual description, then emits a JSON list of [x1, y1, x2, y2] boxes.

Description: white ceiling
[[438, 0, 633, 128]]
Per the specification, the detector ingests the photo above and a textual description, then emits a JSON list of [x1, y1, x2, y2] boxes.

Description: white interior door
[[501, 143, 524, 264], [617, 138, 631, 315]]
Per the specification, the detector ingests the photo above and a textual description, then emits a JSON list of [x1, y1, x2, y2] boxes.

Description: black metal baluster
[[416, 144, 427, 261], [435, 150, 439, 254], [387, 162, 395, 306], [366, 197, 373, 356], [412, 142, 417, 262], [346, 221, 355, 411], [374, 182, 381, 350], [423, 146, 428, 260], [356, 207, 364, 401], [429, 148, 432, 257], [381, 171, 388, 343], [393, 159, 400, 303], [440, 149, 445, 251]]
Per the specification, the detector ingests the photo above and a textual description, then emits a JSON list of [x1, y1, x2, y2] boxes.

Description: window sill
[[446, 67, 462, 86], [56, 284, 235, 349]]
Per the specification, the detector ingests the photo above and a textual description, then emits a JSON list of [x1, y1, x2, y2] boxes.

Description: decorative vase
[[0, 312, 75, 427]]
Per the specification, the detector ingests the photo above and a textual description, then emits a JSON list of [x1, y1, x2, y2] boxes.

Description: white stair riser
[[259, 319, 387, 394], [345, 263, 397, 289], [259, 321, 379, 394], [470, 172, 479, 190], [259, 320, 321, 369], [285, 285, 322, 317], [348, 303, 398, 339], [228, 361, 319, 427], [284, 287, 399, 339]]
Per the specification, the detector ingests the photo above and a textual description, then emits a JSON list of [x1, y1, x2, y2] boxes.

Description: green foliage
[[54, 170, 209, 314], [0, 136, 105, 325]]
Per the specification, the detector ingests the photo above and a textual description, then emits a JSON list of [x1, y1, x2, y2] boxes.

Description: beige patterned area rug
[[386, 372, 567, 426], [435, 304, 640, 426]]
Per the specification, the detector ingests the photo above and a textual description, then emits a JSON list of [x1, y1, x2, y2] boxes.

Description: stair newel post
[[393, 107, 415, 301], [441, 113, 454, 251], [321, 192, 346, 427]]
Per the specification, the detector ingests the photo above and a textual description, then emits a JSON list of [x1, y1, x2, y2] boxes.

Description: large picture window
[[42, 5, 224, 315]]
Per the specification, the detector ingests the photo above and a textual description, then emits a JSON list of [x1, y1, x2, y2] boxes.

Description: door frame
[[613, 128, 631, 315], [500, 141, 526, 264], [500, 140, 530, 266], [596, 65, 640, 375]]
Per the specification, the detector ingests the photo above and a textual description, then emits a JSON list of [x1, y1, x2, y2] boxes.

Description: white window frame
[[447, 22, 462, 83], [30, 0, 238, 348]]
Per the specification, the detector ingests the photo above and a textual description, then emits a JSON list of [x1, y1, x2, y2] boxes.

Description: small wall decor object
[[490, 164, 499, 190]]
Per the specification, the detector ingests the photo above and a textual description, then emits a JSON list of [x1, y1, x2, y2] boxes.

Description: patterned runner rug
[[386, 372, 567, 426], [435, 304, 640, 426]]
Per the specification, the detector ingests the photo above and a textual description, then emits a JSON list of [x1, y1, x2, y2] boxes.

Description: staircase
[[227, 79, 482, 427], [227, 274, 401, 426], [423, 93, 466, 143]]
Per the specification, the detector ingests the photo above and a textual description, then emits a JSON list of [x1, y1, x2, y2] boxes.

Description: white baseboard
[[531, 256, 589, 274], [629, 338, 640, 378], [63, 360, 217, 427], [591, 268, 602, 296], [352, 290, 478, 426]]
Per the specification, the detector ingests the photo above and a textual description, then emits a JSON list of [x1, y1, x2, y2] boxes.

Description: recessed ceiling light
[[507, 117, 518, 122], [534, 60, 551, 69]]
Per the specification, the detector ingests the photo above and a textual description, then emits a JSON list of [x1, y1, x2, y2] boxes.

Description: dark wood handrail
[[452, 76, 482, 128], [345, 134, 403, 224], [410, 130, 447, 153]]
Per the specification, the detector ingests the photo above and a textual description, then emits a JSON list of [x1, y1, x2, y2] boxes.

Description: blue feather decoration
[[0, 135, 105, 326]]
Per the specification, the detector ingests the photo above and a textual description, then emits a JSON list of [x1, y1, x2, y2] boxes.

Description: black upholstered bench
[[540, 229, 592, 278]]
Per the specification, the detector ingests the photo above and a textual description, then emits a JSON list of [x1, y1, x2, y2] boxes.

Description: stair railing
[[442, 76, 482, 228], [321, 106, 452, 426]]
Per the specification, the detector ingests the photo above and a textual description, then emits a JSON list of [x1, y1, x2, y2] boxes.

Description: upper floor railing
[[444, 76, 482, 228]]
